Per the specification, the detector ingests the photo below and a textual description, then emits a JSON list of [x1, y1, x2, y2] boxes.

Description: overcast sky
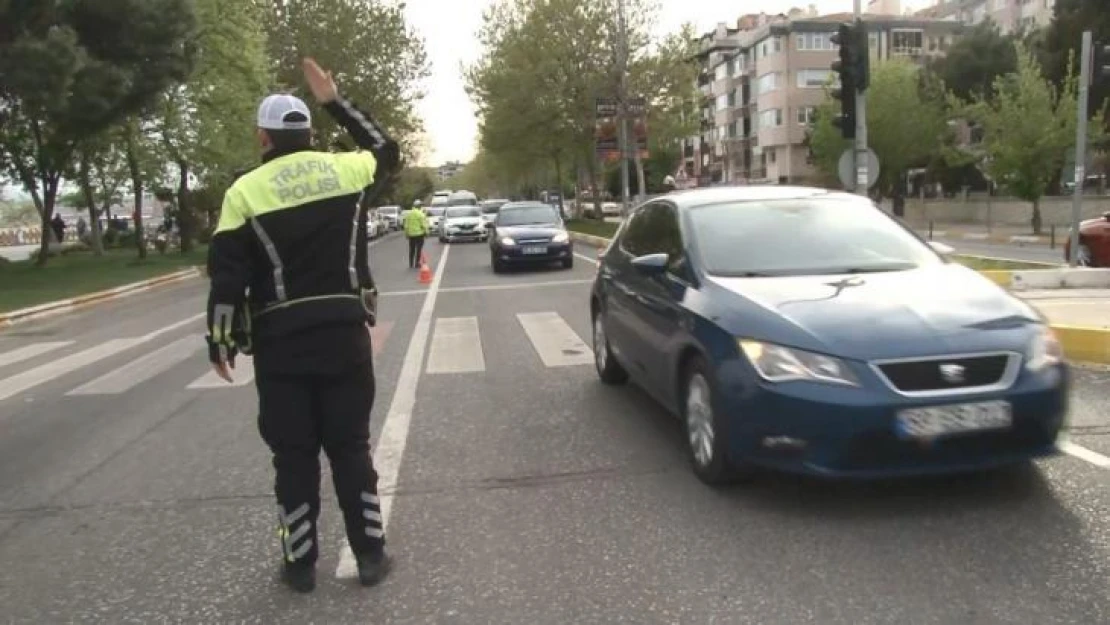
[[404, 0, 928, 167]]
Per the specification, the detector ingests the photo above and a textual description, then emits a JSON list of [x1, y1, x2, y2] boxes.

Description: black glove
[[206, 334, 239, 367]]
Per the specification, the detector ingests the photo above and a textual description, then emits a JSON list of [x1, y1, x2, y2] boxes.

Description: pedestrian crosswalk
[[0, 310, 595, 403]]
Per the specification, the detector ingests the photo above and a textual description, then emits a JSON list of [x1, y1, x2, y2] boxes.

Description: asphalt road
[[933, 238, 1065, 264], [1, 232, 1108, 624]]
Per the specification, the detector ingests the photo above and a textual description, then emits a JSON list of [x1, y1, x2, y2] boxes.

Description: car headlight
[[500, 237, 516, 246], [739, 339, 859, 386], [1026, 325, 1064, 370], [551, 231, 569, 243]]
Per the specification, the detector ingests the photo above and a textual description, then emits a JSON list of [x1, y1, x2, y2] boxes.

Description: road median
[[567, 229, 1110, 366]]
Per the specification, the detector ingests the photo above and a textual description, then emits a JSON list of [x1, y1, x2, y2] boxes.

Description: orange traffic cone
[[418, 253, 432, 284]]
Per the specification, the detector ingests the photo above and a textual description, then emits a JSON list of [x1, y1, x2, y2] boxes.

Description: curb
[[568, 231, 1110, 365], [920, 230, 1062, 248], [0, 266, 203, 329]]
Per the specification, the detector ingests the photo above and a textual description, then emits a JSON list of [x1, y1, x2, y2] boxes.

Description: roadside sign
[[838, 148, 880, 190]]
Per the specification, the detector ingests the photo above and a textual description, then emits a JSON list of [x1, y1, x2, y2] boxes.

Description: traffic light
[[830, 22, 857, 139], [1095, 41, 1110, 85]]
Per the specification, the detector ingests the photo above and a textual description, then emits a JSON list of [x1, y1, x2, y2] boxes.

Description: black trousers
[[407, 235, 425, 268], [255, 359, 384, 568]]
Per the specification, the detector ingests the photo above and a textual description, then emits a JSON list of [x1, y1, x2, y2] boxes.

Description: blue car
[[589, 186, 1069, 485]]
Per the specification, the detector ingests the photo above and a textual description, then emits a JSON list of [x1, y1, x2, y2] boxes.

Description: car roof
[[500, 201, 552, 209], [658, 185, 859, 210]]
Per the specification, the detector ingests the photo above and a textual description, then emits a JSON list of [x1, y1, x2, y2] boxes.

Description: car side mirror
[[631, 253, 669, 276], [928, 240, 954, 255]]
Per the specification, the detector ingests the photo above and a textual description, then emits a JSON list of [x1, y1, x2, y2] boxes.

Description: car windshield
[[481, 201, 507, 214], [378, 207, 398, 215], [426, 207, 445, 217], [446, 206, 481, 218], [497, 205, 560, 227], [688, 196, 942, 277], [448, 197, 478, 206]]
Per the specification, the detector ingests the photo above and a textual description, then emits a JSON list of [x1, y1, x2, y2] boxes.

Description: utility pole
[[615, 0, 631, 216], [1069, 31, 1092, 267], [852, 0, 868, 198]]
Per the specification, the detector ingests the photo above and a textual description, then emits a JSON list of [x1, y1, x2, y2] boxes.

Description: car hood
[[445, 216, 482, 226], [495, 224, 565, 239], [706, 263, 1041, 360]]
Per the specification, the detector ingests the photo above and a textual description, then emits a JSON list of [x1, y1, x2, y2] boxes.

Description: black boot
[[356, 551, 393, 587], [281, 562, 316, 593]]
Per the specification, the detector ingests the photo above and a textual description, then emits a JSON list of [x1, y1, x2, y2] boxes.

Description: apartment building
[[915, 0, 1056, 34], [682, 10, 963, 186]]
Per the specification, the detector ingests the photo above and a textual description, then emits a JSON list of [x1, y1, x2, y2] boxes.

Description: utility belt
[[239, 289, 378, 354]]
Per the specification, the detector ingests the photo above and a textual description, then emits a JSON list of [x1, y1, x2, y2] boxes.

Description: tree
[[808, 57, 949, 213], [965, 42, 1103, 233], [264, 0, 429, 161], [156, 0, 271, 252], [0, 0, 196, 265], [927, 21, 1017, 101], [1042, 0, 1110, 136], [71, 131, 128, 255]]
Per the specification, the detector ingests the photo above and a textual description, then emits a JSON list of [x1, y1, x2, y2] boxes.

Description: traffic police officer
[[205, 58, 399, 593]]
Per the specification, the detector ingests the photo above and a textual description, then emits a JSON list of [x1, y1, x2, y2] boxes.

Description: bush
[[118, 231, 137, 248], [102, 228, 119, 246]]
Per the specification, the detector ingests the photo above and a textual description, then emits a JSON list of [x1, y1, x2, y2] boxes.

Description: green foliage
[[385, 167, 437, 208], [962, 41, 1103, 232], [0, 0, 196, 264], [1042, 0, 1110, 133], [927, 21, 1017, 101], [263, 0, 430, 161], [809, 58, 949, 196]]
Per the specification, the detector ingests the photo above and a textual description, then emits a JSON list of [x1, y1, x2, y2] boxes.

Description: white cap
[[257, 94, 312, 130]]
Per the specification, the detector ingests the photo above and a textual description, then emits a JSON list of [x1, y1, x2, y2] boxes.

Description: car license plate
[[522, 246, 547, 255], [895, 400, 1012, 439]]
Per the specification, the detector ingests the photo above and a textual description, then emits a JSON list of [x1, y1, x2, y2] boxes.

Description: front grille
[[874, 354, 1014, 393], [518, 238, 552, 244]]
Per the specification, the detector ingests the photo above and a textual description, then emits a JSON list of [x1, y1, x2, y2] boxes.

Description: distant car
[[425, 205, 446, 235], [441, 205, 487, 243], [590, 186, 1069, 485], [447, 190, 479, 207], [1063, 211, 1110, 266], [480, 199, 509, 228], [488, 202, 573, 272], [377, 205, 401, 231]]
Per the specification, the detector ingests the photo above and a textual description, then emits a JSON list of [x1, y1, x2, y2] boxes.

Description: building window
[[728, 121, 738, 138], [727, 89, 737, 107], [891, 29, 924, 55], [773, 37, 781, 53], [797, 106, 816, 125], [768, 148, 776, 164], [796, 32, 834, 51], [714, 63, 728, 81], [869, 32, 879, 50], [758, 109, 783, 128], [757, 72, 779, 95], [716, 93, 728, 111], [796, 69, 833, 88]]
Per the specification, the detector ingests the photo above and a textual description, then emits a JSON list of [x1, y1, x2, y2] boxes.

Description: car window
[[425, 207, 445, 217], [619, 203, 683, 266], [688, 196, 943, 277], [445, 206, 481, 218], [496, 205, 560, 226]]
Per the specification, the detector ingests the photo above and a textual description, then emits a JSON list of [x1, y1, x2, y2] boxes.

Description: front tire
[[591, 308, 628, 385], [491, 251, 504, 274], [562, 255, 574, 269], [682, 356, 750, 486]]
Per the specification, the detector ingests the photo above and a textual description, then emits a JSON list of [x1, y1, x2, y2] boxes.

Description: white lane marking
[[574, 252, 599, 265], [425, 316, 485, 374], [1059, 438, 1110, 469], [517, 312, 593, 367], [0, 341, 74, 368], [0, 338, 145, 401], [186, 355, 256, 388], [336, 244, 451, 579], [438, 279, 592, 293], [379, 289, 427, 297], [68, 335, 203, 395]]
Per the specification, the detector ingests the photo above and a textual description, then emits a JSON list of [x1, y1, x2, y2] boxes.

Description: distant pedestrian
[[402, 202, 429, 268], [51, 213, 65, 244]]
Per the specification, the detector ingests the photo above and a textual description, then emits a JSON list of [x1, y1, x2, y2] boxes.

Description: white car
[[425, 205, 446, 235], [377, 205, 401, 231], [440, 205, 487, 243]]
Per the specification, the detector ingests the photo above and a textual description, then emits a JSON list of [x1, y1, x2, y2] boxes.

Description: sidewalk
[[909, 222, 1067, 247], [1020, 289, 1110, 328]]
